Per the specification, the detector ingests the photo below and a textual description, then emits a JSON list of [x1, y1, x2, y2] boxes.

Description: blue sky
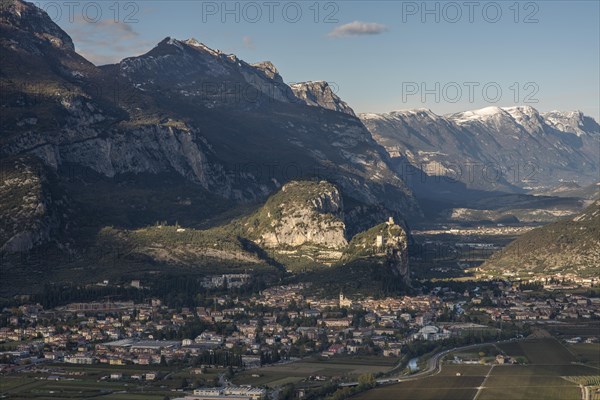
[[37, 1, 599, 119]]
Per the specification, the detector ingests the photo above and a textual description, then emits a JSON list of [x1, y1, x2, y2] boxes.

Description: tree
[[279, 383, 295, 400], [357, 373, 376, 390], [179, 378, 189, 389]]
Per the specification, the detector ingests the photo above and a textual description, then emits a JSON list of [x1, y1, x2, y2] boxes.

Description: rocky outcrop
[[384, 226, 410, 283], [240, 180, 410, 280], [0, 156, 68, 253], [244, 181, 347, 250], [290, 81, 356, 117], [251, 61, 285, 83], [341, 219, 410, 285]]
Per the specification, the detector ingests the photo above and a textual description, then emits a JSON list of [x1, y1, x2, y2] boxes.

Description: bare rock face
[[0, 156, 68, 253], [290, 81, 357, 117], [383, 224, 409, 283], [251, 61, 285, 83], [246, 181, 348, 250]]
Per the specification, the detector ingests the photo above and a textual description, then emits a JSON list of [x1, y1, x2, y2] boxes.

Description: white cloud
[[328, 21, 389, 38], [242, 36, 255, 50], [64, 18, 152, 65]]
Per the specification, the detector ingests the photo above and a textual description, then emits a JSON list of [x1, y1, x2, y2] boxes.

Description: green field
[[233, 355, 398, 388], [477, 385, 581, 400], [0, 375, 176, 400], [569, 343, 600, 367], [355, 366, 488, 400], [498, 338, 576, 364], [357, 339, 596, 400], [544, 321, 600, 339], [0, 363, 224, 399]]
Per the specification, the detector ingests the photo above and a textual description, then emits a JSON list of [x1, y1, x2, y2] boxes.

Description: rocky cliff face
[[245, 181, 347, 250], [113, 37, 296, 107], [341, 220, 410, 285], [290, 81, 356, 117], [0, 156, 69, 253]]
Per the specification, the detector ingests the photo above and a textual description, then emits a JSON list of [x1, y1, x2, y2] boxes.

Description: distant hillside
[[480, 200, 600, 278], [443, 193, 587, 224], [534, 182, 600, 200]]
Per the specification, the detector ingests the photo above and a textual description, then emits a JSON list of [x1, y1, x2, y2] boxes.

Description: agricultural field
[[497, 338, 576, 364], [543, 321, 600, 339], [491, 364, 598, 377], [569, 343, 600, 367], [356, 385, 477, 400], [437, 365, 493, 376], [0, 376, 172, 399], [477, 385, 581, 400], [357, 338, 598, 400], [450, 345, 497, 363], [0, 363, 222, 399], [355, 365, 489, 400], [233, 355, 398, 388]]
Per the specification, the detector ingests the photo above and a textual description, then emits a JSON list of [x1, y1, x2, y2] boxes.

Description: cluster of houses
[[202, 274, 252, 289], [1, 280, 598, 376], [469, 290, 600, 322]]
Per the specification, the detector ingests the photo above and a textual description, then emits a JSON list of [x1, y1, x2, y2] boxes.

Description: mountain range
[[1, 0, 598, 294], [0, 0, 418, 215], [360, 107, 599, 194]]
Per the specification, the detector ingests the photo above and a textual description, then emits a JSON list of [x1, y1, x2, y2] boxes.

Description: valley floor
[[354, 337, 600, 400]]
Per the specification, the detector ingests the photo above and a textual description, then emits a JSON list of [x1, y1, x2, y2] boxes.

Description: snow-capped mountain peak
[[502, 106, 545, 134], [542, 110, 600, 137], [447, 106, 509, 124]]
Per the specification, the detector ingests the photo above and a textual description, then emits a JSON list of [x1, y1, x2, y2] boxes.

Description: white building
[[186, 386, 266, 400]]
